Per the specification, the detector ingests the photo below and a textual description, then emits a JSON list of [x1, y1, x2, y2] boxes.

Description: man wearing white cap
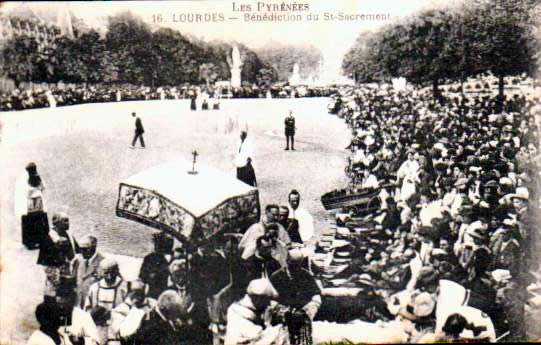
[[85, 257, 129, 344], [224, 278, 287, 345]]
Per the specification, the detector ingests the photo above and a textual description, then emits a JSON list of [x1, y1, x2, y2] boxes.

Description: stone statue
[[289, 63, 301, 86], [229, 45, 243, 88]]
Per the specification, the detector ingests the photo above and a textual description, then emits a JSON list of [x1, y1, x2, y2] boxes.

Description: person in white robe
[[224, 278, 288, 345], [396, 152, 420, 202]]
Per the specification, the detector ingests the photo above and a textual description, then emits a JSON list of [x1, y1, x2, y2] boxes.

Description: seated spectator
[[359, 169, 380, 190]]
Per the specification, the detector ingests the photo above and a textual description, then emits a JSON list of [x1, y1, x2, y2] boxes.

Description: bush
[[511, 78, 520, 85], [475, 83, 482, 89]]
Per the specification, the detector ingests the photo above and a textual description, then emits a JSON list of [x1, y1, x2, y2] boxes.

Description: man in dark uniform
[[131, 112, 145, 149], [284, 110, 296, 150]]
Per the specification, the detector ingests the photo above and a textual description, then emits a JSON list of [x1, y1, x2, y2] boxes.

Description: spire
[[56, 4, 74, 38]]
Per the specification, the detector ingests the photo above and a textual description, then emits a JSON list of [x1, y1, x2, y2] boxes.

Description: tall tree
[[474, 0, 538, 97], [0, 35, 40, 87], [105, 11, 153, 85]]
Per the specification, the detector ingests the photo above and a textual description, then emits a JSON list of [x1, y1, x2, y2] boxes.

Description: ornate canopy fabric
[[116, 159, 260, 244]]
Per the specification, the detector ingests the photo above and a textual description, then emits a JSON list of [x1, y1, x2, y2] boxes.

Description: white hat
[[491, 269, 512, 283], [499, 177, 513, 186], [99, 257, 119, 271], [509, 187, 529, 200], [412, 292, 436, 317], [246, 278, 278, 298]]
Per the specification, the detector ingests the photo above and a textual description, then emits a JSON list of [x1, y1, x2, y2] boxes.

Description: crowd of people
[[323, 86, 540, 341], [20, 157, 328, 345], [16, 81, 541, 344], [0, 84, 335, 112]]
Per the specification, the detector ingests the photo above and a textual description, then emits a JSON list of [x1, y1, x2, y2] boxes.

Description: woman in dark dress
[[22, 162, 49, 250]]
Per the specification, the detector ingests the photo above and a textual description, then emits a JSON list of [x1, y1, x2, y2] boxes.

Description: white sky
[[2, 0, 463, 74]]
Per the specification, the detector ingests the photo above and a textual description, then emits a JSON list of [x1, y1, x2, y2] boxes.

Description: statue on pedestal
[[228, 46, 243, 88], [46, 90, 56, 108], [289, 63, 301, 86]]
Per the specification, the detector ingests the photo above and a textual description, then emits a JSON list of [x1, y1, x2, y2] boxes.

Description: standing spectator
[[139, 233, 173, 299], [242, 230, 289, 285], [73, 236, 104, 308], [239, 204, 291, 258], [43, 239, 77, 304], [167, 258, 213, 344], [131, 112, 145, 149], [287, 190, 315, 245], [85, 258, 129, 344], [284, 110, 296, 151], [278, 205, 302, 244], [111, 280, 156, 345], [234, 130, 257, 187], [38, 212, 79, 266]]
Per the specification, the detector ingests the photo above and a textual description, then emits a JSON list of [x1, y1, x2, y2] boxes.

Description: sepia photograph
[[0, 0, 540, 344]]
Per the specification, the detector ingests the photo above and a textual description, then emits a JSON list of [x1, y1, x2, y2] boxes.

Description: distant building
[[0, 4, 82, 51], [0, 14, 62, 50]]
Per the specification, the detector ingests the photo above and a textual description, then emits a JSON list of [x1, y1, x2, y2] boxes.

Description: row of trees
[[1, 11, 281, 88], [342, 0, 540, 97]]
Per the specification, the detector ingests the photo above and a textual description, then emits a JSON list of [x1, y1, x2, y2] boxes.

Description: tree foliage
[[1, 35, 41, 87], [342, 0, 540, 97], [1, 11, 278, 87]]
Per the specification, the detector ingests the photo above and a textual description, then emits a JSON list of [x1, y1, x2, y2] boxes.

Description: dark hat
[[25, 162, 38, 176]]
